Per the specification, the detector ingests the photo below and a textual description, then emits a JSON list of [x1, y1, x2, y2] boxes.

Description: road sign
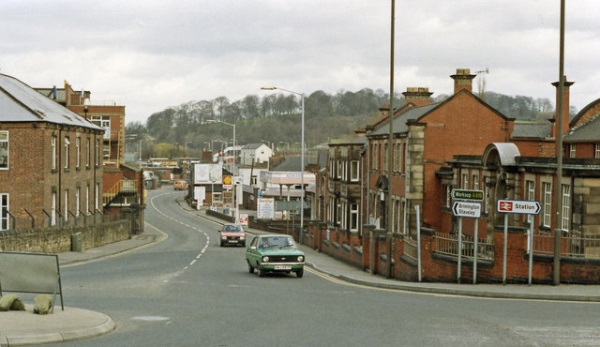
[[451, 189, 484, 201], [452, 201, 481, 218], [497, 200, 541, 215]]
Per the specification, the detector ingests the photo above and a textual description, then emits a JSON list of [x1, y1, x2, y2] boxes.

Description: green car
[[245, 235, 305, 278]]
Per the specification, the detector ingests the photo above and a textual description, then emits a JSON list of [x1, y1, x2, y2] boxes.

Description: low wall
[[0, 220, 132, 253]]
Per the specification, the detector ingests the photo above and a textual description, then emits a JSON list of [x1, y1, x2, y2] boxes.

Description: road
[[50, 188, 600, 346]]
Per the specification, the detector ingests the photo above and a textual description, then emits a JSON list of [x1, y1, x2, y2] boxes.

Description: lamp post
[[207, 119, 237, 221], [261, 87, 305, 243]]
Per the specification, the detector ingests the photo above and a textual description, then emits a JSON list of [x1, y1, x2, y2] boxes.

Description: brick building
[[0, 74, 104, 230]]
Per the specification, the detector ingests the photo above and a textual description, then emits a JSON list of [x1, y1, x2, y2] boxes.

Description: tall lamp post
[[208, 119, 237, 221], [261, 87, 305, 243]]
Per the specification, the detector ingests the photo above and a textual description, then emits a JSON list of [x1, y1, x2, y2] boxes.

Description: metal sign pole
[[457, 217, 462, 283], [503, 213, 508, 285], [473, 220, 479, 284], [416, 205, 422, 282], [529, 215, 534, 285]]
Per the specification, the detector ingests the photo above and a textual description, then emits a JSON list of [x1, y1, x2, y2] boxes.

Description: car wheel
[[296, 268, 304, 278], [257, 267, 265, 277], [248, 263, 254, 273], [220, 241, 224, 247]]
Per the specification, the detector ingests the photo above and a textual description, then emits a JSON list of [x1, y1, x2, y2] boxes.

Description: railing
[[434, 231, 494, 260], [404, 236, 418, 261], [534, 233, 600, 259], [103, 180, 138, 206]]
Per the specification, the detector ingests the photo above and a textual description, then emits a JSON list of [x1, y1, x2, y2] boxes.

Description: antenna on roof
[[475, 68, 489, 100]]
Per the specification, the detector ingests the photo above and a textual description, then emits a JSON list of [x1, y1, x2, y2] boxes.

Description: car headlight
[[297, 256, 304, 262], [262, 256, 269, 262]]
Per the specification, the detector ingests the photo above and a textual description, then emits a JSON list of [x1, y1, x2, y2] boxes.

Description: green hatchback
[[245, 234, 305, 278]]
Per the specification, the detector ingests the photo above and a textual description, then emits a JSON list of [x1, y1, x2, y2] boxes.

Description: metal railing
[[404, 237, 418, 261], [434, 231, 494, 260], [534, 233, 600, 259]]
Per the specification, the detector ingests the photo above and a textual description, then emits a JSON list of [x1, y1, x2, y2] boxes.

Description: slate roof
[[271, 155, 319, 171], [511, 121, 552, 139], [367, 103, 439, 136], [564, 115, 600, 142], [0, 74, 102, 130]]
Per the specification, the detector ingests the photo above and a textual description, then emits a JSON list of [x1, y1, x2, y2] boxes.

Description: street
[[50, 188, 600, 346]]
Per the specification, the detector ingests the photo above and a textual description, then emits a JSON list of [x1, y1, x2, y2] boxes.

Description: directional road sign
[[451, 189, 484, 201], [452, 201, 481, 218], [497, 200, 541, 215]]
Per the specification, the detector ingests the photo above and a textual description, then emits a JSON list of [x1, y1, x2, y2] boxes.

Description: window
[[526, 180, 535, 201], [472, 174, 479, 190], [445, 185, 452, 208], [86, 185, 90, 215], [86, 138, 91, 168], [51, 191, 57, 226], [1, 194, 8, 230], [542, 182, 552, 227], [569, 144, 576, 158], [383, 143, 388, 172], [0, 131, 8, 169], [350, 203, 359, 231], [64, 137, 70, 169], [91, 115, 111, 140], [561, 184, 571, 232], [51, 136, 57, 170], [596, 144, 600, 159], [95, 138, 100, 166], [64, 190, 69, 222], [350, 160, 359, 182], [76, 188, 80, 217], [462, 173, 469, 189], [373, 143, 378, 170], [95, 183, 100, 211], [76, 137, 81, 169], [341, 201, 347, 229]]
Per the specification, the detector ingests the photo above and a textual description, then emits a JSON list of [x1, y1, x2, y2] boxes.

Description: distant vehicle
[[218, 224, 246, 247], [245, 235, 305, 278], [173, 180, 189, 190]]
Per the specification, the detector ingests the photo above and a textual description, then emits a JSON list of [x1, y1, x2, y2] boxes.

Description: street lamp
[[261, 87, 305, 243]]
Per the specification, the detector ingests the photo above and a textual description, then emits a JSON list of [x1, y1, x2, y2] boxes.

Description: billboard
[[194, 163, 222, 184]]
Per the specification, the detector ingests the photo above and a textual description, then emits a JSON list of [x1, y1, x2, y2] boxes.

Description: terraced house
[[0, 73, 104, 231]]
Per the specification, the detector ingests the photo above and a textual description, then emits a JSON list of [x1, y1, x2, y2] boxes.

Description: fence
[[434, 231, 494, 260], [534, 233, 600, 259]]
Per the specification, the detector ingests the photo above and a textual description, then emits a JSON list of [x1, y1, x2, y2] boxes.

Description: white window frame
[[64, 189, 69, 222], [76, 187, 80, 217], [0, 131, 8, 170], [526, 180, 535, 201], [596, 144, 600, 159], [561, 184, 571, 232], [51, 191, 57, 226], [350, 160, 359, 182], [569, 144, 576, 158], [64, 137, 70, 169], [0, 193, 8, 230], [542, 181, 552, 227], [86, 138, 91, 168], [51, 136, 57, 170], [76, 137, 81, 169], [350, 203, 359, 232]]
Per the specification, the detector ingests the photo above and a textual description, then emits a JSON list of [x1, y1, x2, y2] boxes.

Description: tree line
[[125, 88, 560, 159]]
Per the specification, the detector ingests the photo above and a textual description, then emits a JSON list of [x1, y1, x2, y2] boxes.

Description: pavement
[[2, 208, 600, 346]]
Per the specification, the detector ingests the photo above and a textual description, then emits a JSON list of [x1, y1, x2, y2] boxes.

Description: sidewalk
[[2, 209, 600, 347]]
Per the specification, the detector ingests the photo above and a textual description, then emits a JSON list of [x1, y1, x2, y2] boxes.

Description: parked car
[[245, 235, 305, 278], [219, 224, 246, 247], [173, 180, 189, 190]]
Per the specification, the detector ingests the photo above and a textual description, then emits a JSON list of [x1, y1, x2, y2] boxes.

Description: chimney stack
[[551, 76, 574, 137], [402, 87, 433, 107], [450, 68, 476, 94]]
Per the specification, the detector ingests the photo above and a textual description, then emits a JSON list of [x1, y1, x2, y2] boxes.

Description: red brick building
[[0, 74, 104, 230]]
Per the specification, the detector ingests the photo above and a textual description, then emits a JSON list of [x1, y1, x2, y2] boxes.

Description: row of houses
[[306, 68, 600, 284], [0, 73, 143, 251]]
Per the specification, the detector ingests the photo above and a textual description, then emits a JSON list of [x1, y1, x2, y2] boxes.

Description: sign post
[[497, 199, 541, 285], [451, 189, 483, 283]]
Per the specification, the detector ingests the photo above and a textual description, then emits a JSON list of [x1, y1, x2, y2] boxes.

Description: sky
[[1, 0, 599, 125]]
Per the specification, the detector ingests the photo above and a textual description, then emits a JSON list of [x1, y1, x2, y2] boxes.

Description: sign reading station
[[497, 200, 541, 215]]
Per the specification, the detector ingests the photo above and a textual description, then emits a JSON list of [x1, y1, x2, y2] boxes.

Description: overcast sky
[[2, 0, 598, 124]]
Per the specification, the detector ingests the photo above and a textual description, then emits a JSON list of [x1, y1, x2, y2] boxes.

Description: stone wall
[[0, 220, 131, 253]]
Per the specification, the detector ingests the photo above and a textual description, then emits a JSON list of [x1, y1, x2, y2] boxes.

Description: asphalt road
[[47, 188, 600, 347]]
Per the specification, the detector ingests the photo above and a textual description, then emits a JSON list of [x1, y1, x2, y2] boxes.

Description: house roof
[[564, 115, 600, 142], [0, 73, 102, 130], [367, 103, 439, 136], [242, 143, 270, 150], [511, 121, 552, 139], [271, 155, 319, 171]]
